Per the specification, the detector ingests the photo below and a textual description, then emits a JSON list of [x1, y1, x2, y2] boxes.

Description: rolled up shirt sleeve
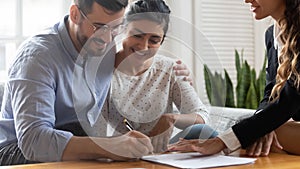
[[9, 56, 73, 162]]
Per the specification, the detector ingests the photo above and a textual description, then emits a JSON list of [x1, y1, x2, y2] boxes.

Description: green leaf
[[245, 82, 258, 109], [236, 59, 251, 108], [204, 64, 226, 106], [245, 69, 258, 109], [224, 69, 235, 107], [235, 49, 241, 81], [256, 53, 267, 102], [204, 64, 213, 103], [211, 71, 226, 106]]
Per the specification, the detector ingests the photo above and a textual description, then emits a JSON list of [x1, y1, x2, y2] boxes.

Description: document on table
[[142, 152, 256, 169]]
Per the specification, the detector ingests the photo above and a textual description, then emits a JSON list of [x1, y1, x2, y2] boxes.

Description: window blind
[[164, 0, 269, 104]]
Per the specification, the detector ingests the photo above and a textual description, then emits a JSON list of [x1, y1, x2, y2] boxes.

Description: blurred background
[[0, 0, 272, 104]]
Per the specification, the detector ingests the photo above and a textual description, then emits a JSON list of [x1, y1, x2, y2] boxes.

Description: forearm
[[233, 80, 300, 148], [62, 131, 153, 161], [62, 136, 107, 161], [173, 113, 205, 129]]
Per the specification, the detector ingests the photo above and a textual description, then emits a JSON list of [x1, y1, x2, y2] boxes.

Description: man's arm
[[62, 131, 153, 161], [173, 60, 193, 85]]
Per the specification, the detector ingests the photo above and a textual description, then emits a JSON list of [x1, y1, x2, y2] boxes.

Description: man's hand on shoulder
[[173, 60, 193, 86]]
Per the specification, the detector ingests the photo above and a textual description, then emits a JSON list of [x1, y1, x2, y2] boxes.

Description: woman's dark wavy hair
[[271, 0, 300, 101], [125, 0, 171, 36], [75, 0, 128, 13]]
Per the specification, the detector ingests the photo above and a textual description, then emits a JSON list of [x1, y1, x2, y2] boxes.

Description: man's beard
[[77, 32, 108, 57]]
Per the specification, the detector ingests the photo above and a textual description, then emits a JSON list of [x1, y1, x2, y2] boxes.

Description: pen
[[123, 118, 134, 131], [123, 118, 154, 155]]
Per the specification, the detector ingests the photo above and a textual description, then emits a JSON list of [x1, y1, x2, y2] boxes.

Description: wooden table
[[1, 152, 300, 169]]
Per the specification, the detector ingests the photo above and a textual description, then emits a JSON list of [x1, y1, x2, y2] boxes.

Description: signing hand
[[168, 137, 226, 155], [149, 114, 176, 153], [99, 130, 153, 161], [246, 131, 282, 157], [173, 60, 193, 85]]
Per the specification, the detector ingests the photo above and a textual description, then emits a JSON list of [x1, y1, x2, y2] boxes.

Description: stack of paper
[[142, 152, 256, 169]]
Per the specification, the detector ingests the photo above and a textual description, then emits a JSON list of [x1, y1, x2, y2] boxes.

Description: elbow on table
[[18, 132, 61, 162]]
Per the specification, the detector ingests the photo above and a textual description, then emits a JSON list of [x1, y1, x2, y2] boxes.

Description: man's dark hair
[[75, 0, 128, 13]]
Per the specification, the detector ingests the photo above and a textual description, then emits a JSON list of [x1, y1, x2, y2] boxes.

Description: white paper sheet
[[142, 152, 256, 169]]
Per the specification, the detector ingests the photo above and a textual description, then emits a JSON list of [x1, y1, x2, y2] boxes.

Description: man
[[0, 0, 189, 165]]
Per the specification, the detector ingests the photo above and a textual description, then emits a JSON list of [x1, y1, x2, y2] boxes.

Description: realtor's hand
[[99, 130, 153, 161], [168, 137, 226, 155], [245, 131, 282, 157]]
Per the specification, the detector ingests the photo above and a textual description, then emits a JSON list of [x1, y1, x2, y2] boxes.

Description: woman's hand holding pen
[[97, 130, 153, 161]]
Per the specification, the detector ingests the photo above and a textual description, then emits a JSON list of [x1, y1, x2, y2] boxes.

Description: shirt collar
[[58, 15, 79, 62], [273, 22, 283, 50]]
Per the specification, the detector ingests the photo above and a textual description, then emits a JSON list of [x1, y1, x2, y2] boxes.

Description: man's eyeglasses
[[77, 7, 124, 37]]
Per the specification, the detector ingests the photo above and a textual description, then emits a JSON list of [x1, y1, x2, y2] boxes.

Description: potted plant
[[204, 49, 266, 109]]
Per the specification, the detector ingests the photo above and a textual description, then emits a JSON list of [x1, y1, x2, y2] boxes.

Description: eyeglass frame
[[77, 6, 125, 37]]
